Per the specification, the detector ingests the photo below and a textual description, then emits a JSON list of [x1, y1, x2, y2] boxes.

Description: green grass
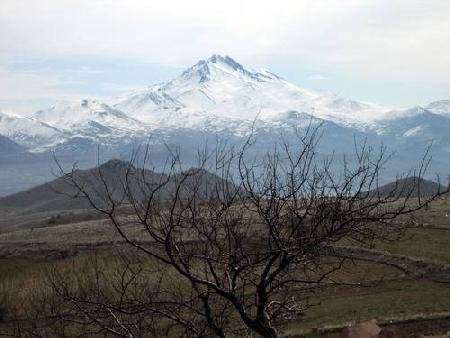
[[409, 199, 450, 228], [373, 227, 450, 264], [283, 279, 450, 335], [283, 199, 450, 335]]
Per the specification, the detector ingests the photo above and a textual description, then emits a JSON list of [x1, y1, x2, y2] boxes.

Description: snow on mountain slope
[[373, 106, 450, 142], [426, 100, 450, 117], [112, 85, 184, 121], [34, 100, 148, 138], [110, 55, 391, 130], [2, 54, 450, 154], [0, 111, 65, 151]]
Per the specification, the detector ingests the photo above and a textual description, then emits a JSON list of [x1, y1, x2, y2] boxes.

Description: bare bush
[[10, 125, 448, 337]]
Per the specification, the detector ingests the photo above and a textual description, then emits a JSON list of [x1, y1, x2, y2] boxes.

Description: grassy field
[[284, 280, 450, 335], [373, 227, 450, 264], [2, 251, 449, 337], [285, 198, 450, 335], [1, 198, 450, 336]]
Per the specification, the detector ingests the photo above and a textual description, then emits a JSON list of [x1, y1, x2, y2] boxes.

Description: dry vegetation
[[1, 223, 450, 337], [1, 221, 449, 338], [1, 128, 450, 337]]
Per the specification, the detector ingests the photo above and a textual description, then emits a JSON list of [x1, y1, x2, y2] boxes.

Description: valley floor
[[1, 199, 450, 336]]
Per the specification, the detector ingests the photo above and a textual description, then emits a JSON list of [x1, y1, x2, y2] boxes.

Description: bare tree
[[43, 125, 448, 337]]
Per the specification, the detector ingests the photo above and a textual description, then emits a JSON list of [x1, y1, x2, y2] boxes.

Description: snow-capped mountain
[[3, 54, 447, 150], [110, 54, 391, 130], [374, 107, 450, 140], [426, 100, 450, 117], [0, 111, 65, 151], [34, 100, 148, 138], [1, 101, 149, 152], [1, 54, 449, 196]]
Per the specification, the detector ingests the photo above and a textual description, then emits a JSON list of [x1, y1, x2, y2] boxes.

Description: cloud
[[0, 66, 82, 100], [0, 56, 185, 114], [2, 1, 447, 69], [0, 66, 87, 114], [0, 0, 449, 110], [0, 0, 294, 63], [307, 74, 329, 81]]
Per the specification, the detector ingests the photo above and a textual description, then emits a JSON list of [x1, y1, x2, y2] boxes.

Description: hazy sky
[[1, 0, 449, 114]]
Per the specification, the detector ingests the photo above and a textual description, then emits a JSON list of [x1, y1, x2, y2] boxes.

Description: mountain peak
[[207, 54, 245, 72], [177, 54, 252, 84], [99, 159, 134, 172]]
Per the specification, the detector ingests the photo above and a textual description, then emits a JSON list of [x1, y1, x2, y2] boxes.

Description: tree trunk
[[249, 320, 278, 338]]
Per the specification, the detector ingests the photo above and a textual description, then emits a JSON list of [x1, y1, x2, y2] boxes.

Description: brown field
[[0, 198, 450, 337]]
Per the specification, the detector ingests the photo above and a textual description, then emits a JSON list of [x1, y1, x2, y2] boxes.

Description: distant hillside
[[0, 135, 26, 156], [367, 177, 449, 198], [0, 159, 235, 216]]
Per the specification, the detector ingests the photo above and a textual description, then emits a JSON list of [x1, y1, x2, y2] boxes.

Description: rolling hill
[[0, 159, 236, 228], [367, 177, 449, 198]]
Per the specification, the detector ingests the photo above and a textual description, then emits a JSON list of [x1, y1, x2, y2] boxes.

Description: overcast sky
[[1, 0, 449, 114]]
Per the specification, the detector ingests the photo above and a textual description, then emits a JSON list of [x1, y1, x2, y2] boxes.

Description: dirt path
[[330, 245, 450, 283]]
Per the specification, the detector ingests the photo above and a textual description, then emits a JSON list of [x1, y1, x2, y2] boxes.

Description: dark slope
[[0, 159, 236, 216], [0, 159, 164, 214], [367, 177, 449, 198]]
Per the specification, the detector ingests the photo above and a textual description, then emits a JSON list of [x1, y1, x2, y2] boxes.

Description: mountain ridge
[[1, 54, 449, 152], [0, 54, 449, 196]]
